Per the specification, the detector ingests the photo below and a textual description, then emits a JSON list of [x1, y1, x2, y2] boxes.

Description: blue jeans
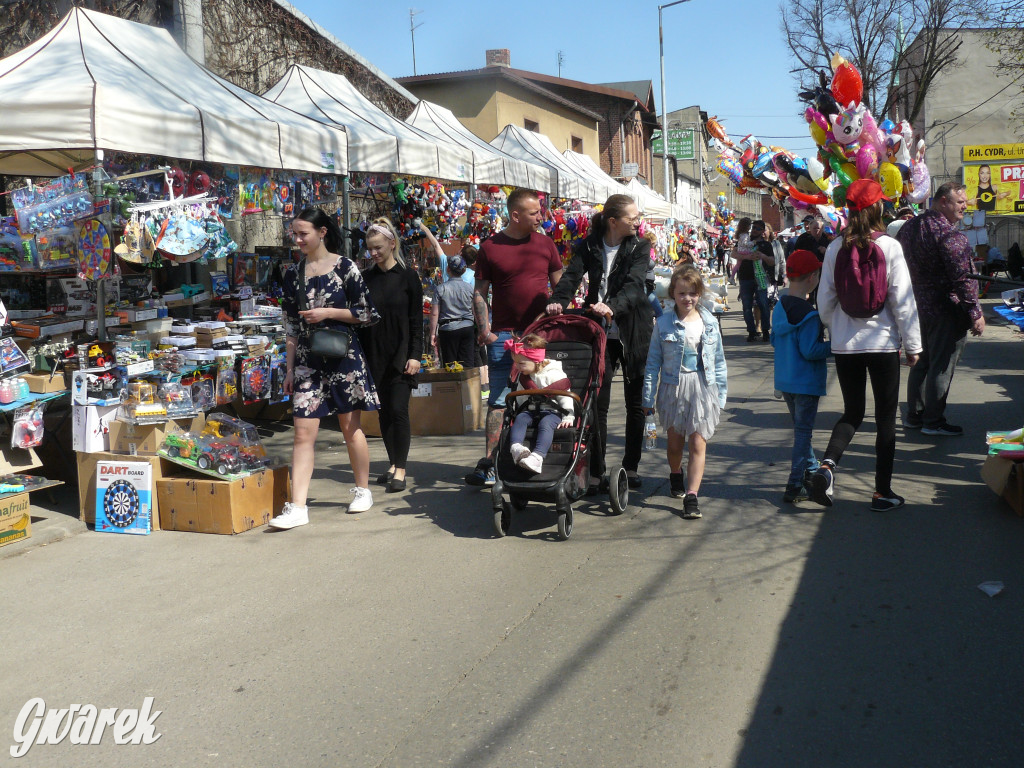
[[739, 279, 771, 336], [782, 392, 821, 486], [486, 331, 515, 407], [510, 411, 560, 457]]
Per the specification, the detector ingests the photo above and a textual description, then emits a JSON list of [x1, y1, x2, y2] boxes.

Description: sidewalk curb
[[0, 515, 88, 560]]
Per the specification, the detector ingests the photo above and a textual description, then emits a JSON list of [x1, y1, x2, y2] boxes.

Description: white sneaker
[[269, 502, 308, 529], [518, 452, 544, 474], [347, 487, 373, 513], [509, 443, 530, 464]]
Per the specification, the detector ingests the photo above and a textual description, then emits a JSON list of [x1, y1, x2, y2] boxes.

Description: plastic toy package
[[11, 403, 45, 449], [157, 381, 197, 418], [120, 379, 167, 422], [159, 413, 267, 477], [33, 227, 78, 270], [216, 367, 238, 405], [240, 355, 269, 404]]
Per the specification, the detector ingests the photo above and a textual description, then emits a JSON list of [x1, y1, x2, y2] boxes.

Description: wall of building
[[401, 79, 503, 141], [493, 82, 599, 157]]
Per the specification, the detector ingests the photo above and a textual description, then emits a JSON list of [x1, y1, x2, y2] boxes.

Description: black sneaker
[[871, 492, 905, 511], [783, 483, 808, 503], [682, 493, 702, 519], [808, 464, 834, 507], [465, 461, 495, 487], [921, 422, 963, 436], [904, 412, 923, 429], [746, 332, 758, 342], [669, 472, 685, 498], [626, 472, 642, 489]]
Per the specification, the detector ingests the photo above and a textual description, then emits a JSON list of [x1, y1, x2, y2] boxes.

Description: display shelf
[[0, 475, 64, 498], [0, 391, 67, 413]]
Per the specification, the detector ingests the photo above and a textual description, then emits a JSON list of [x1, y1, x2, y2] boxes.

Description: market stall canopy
[[490, 125, 603, 203], [561, 150, 631, 204], [625, 178, 683, 220], [406, 101, 555, 193], [264, 65, 473, 181], [0, 8, 348, 176]]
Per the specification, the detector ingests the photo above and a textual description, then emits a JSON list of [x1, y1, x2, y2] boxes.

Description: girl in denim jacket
[[642, 266, 728, 519]]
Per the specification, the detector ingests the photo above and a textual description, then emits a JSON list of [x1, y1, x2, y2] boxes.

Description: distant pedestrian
[[429, 255, 476, 368], [770, 250, 831, 503], [811, 179, 922, 512], [642, 265, 728, 520], [896, 181, 984, 436]]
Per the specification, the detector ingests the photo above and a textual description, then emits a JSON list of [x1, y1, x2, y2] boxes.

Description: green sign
[[652, 129, 695, 160]]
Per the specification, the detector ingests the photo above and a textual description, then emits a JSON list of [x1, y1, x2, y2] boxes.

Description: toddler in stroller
[[506, 334, 575, 475]]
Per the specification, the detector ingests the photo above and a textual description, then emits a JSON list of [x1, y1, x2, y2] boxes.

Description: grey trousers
[[906, 311, 968, 427]]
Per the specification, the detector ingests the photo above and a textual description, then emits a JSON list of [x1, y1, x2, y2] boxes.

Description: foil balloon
[[706, 116, 734, 147], [828, 156, 858, 188], [809, 121, 827, 146], [832, 103, 866, 146], [878, 162, 904, 199], [879, 119, 896, 135], [807, 156, 829, 191], [788, 185, 829, 206], [908, 156, 931, 204], [799, 71, 841, 120], [715, 154, 744, 186], [830, 56, 864, 106], [859, 111, 886, 155], [856, 144, 881, 179], [832, 185, 848, 207]]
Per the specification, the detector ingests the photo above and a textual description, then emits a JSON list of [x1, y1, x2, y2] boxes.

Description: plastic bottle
[[644, 413, 658, 450], [16, 378, 29, 400]]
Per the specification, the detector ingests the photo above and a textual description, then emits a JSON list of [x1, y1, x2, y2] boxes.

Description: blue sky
[[287, 0, 818, 157]]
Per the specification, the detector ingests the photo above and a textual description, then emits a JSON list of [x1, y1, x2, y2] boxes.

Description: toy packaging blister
[[157, 381, 197, 418], [11, 404, 45, 450], [158, 413, 267, 478], [240, 355, 270, 404]]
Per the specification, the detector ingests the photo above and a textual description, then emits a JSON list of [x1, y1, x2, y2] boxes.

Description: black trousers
[[376, 370, 414, 470], [823, 352, 900, 495], [592, 338, 645, 477], [438, 325, 476, 369]]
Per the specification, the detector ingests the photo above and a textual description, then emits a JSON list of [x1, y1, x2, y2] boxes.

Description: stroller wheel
[[609, 466, 629, 516], [557, 506, 573, 540], [494, 500, 512, 537], [510, 494, 528, 512]]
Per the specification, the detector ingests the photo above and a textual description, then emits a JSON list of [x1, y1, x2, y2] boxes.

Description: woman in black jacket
[[546, 194, 654, 492]]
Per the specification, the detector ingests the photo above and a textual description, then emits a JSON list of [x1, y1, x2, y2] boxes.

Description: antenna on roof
[[557, 51, 565, 78], [410, 9, 424, 75]]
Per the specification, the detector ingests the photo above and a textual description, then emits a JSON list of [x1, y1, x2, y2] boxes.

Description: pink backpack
[[834, 232, 888, 318]]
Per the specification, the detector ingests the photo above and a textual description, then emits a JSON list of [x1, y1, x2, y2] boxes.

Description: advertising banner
[[962, 144, 1024, 214]]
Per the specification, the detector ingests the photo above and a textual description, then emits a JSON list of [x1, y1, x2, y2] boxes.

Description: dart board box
[[95, 461, 152, 535], [77, 452, 176, 531]]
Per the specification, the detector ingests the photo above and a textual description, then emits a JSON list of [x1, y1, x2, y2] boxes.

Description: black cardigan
[[549, 233, 654, 380]]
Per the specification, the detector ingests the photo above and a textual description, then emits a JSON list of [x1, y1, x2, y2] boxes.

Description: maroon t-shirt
[[476, 231, 562, 332]]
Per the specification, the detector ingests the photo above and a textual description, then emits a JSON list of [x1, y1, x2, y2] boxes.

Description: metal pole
[[342, 175, 352, 259], [659, 6, 669, 202], [697, 120, 704, 226]]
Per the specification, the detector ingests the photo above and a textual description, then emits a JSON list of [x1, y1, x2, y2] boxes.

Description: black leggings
[[376, 371, 414, 470], [823, 352, 900, 495], [593, 338, 645, 476], [438, 326, 476, 368]]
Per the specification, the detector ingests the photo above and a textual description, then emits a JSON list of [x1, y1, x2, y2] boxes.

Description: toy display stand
[[157, 451, 269, 480], [0, 473, 63, 498]]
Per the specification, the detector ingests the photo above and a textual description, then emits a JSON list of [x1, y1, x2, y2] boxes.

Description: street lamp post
[[658, 0, 693, 206]]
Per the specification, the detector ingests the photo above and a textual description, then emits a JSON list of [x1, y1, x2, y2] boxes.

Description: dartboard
[[103, 480, 140, 528], [78, 218, 111, 280]]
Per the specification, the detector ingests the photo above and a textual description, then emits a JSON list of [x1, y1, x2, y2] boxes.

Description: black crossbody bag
[[297, 258, 351, 358]]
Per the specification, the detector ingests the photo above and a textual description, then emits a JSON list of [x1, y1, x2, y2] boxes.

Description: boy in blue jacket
[[770, 250, 832, 503]]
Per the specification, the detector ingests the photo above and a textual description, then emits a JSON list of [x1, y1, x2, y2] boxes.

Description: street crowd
[[266, 180, 989, 529]]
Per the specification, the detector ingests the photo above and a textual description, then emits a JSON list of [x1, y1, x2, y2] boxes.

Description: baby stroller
[[491, 312, 629, 540]]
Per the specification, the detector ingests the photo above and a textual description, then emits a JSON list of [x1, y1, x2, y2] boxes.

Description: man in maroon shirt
[[896, 182, 985, 436], [465, 188, 563, 486]]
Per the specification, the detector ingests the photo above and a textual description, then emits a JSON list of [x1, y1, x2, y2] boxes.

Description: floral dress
[[282, 256, 380, 418]]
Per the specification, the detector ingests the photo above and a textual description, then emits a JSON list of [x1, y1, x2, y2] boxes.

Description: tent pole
[[92, 149, 107, 342], [342, 175, 352, 259]]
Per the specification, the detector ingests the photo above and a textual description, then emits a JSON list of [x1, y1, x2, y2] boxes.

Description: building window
[[524, 119, 539, 132], [571, 136, 583, 153]]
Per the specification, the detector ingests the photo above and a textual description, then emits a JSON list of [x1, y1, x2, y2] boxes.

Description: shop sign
[[962, 143, 1024, 162], [962, 162, 1024, 214], [652, 129, 695, 160], [622, 162, 639, 177]]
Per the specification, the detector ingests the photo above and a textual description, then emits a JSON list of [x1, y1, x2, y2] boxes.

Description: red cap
[[787, 249, 822, 279], [846, 178, 891, 212]]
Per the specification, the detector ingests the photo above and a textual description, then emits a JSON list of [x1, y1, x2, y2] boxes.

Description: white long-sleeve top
[[818, 234, 923, 355], [512, 359, 575, 415]]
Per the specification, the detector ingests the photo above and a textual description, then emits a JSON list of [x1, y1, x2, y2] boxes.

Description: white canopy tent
[[625, 178, 687, 220], [406, 101, 555, 193], [490, 125, 604, 203], [0, 8, 348, 176], [264, 65, 473, 181], [561, 150, 631, 204]]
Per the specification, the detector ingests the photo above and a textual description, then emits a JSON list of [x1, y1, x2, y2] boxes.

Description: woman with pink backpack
[[809, 179, 922, 512]]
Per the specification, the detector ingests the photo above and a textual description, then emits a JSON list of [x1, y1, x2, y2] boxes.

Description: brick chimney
[[486, 49, 510, 67]]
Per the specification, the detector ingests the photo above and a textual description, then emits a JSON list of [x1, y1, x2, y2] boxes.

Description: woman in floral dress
[[270, 208, 380, 529]]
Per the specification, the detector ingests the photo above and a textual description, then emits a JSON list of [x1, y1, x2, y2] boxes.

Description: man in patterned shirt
[[896, 182, 985, 436]]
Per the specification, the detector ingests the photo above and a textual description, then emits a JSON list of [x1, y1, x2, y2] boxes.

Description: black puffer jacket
[[549, 233, 654, 380]]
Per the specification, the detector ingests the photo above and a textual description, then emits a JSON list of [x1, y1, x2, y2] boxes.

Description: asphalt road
[[2, 299, 1023, 767]]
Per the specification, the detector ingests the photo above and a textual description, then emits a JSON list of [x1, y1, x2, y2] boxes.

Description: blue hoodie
[[771, 295, 831, 396]]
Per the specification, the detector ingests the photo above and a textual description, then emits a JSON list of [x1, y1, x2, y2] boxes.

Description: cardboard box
[[22, 372, 67, 393], [156, 467, 290, 534], [107, 414, 205, 456], [0, 447, 43, 475], [94, 461, 153, 535], [0, 491, 31, 548], [76, 451, 176, 529], [72, 404, 120, 453], [982, 455, 1024, 516], [363, 368, 482, 437]]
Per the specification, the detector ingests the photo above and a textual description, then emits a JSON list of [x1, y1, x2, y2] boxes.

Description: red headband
[[504, 339, 546, 363]]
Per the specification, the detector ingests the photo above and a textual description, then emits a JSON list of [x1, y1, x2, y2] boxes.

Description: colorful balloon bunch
[[707, 53, 930, 221]]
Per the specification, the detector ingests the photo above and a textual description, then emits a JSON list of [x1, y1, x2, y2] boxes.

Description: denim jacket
[[642, 306, 728, 409]]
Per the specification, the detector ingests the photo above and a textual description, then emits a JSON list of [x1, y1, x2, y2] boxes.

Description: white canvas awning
[[406, 101, 555, 193], [264, 65, 473, 181], [561, 150, 631, 203], [625, 178, 687, 220], [0, 8, 348, 176], [490, 125, 604, 203]]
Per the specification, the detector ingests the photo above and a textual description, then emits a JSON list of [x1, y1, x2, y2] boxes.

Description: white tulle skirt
[[656, 370, 720, 440]]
